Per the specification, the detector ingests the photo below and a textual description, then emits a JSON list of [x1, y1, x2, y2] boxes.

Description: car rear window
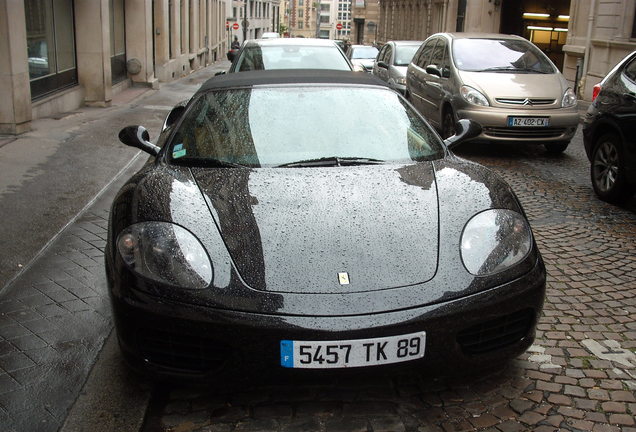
[[235, 45, 351, 71]]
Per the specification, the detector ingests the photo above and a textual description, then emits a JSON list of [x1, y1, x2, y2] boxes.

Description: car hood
[[458, 70, 566, 100], [191, 163, 439, 294]]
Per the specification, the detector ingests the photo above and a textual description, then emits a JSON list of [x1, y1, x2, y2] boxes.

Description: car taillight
[[592, 83, 602, 101]]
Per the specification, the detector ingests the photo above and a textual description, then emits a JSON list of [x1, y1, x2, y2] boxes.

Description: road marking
[[141, 105, 174, 111], [527, 344, 562, 370], [582, 339, 636, 368]]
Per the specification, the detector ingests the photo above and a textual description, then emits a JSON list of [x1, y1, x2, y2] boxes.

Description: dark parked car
[[373, 40, 423, 94], [583, 50, 636, 204], [109, 70, 546, 380], [226, 38, 353, 72]]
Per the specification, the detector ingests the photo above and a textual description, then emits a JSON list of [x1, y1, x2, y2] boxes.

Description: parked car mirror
[[425, 65, 442, 77], [162, 104, 186, 131], [443, 119, 482, 150], [118, 125, 160, 156], [377, 61, 389, 69]]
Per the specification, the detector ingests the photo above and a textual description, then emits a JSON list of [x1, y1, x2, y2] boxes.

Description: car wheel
[[442, 108, 456, 139], [544, 141, 569, 153], [590, 133, 629, 203]]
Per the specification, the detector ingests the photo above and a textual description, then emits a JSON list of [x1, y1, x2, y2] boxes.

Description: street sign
[[336, 23, 343, 30], [233, 22, 240, 30], [226, 21, 229, 30]]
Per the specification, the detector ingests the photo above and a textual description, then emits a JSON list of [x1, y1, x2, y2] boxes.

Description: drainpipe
[[442, 0, 448, 31], [580, 0, 596, 98], [426, 0, 432, 36]]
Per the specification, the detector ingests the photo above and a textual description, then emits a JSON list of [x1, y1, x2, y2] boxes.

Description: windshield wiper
[[172, 157, 247, 168], [480, 66, 549, 74], [277, 156, 385, 168]]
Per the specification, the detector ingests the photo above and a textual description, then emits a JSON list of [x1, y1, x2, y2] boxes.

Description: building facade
[[1, 0, 230, 135], [283, 0, 317, 38], [351, 0, 379, 45], [376, 0, 636, 101]]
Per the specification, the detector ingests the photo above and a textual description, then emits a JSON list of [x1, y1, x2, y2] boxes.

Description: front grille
[[484, 127, 566, 139], [457, 309, 534, 355], [495, 98, 555, 106], [137, 327, 232, 372]]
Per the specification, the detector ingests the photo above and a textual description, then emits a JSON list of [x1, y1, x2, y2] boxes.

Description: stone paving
[[0, 204, 114, 432], [0, 62, 229, 432], [142, 134, 636, 432]]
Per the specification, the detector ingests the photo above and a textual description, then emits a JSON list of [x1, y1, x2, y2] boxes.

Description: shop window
[[25, 0, 77, 100]]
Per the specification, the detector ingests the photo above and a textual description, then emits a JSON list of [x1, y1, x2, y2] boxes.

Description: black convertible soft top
[[196, 69, 389, 94]]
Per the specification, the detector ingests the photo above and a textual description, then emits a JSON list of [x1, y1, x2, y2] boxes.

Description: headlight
[[460, 85, 489, 106], [117, 222, 212, 289], [561, 87, 577, 108], [460, 209, 532, 276]]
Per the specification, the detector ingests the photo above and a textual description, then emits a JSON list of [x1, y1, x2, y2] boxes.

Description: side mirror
[[162, 105, 186, 131], [377, 61, 389, 69], [425, 64, 441, 77], [118, 126, 160, 156], [443, 119, 482, 150]]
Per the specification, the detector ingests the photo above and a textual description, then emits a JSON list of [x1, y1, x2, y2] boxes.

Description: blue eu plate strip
[[280, 340, 294, 368]]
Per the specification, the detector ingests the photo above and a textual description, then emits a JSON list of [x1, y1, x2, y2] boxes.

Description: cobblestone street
[[142, 132, 636, 432]]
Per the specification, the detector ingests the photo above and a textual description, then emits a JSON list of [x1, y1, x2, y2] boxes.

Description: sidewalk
[[0, 60, 231, 432]]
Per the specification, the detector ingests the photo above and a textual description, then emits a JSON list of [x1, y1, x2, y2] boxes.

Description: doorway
[[500, 0, 571, 71]]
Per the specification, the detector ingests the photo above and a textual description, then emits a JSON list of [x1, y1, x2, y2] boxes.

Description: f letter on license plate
[[280, 331, 426, 369]]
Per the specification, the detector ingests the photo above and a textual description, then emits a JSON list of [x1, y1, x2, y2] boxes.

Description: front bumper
[[457, 106, 579, 143], [110, 258, 546, 380]]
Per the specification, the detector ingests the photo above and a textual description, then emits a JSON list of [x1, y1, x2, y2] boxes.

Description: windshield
[[169, 86, 443, 167], [395, 45, 420, 66], [351, 46, 379, 59], [453, 39, 555, 73], [234, 45, 351, 71]]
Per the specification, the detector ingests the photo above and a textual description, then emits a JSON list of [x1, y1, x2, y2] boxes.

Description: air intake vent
[[137, 327, 231, 372], [457, 309, 534, 355], [495, 98, 555, 106], [483, 127, 566, 139]]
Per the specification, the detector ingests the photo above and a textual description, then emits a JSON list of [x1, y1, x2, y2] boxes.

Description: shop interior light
[[527, 26, 553, 31], [558, 15, 570, 20], [554, 28, 568, 32], [523, 12, 550, 18]]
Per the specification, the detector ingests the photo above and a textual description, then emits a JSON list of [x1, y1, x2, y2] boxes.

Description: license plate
[[280, 331, 426, 369], [507, 116, 550, 127]]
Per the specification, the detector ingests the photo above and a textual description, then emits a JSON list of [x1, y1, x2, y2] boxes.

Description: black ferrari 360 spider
[[106, 70, 545, 379]]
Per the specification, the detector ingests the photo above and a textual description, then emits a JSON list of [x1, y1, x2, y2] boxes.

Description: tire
[[544, 141, 569, 153], [442, 108, 456, 139], [590, 133, 629, 204]]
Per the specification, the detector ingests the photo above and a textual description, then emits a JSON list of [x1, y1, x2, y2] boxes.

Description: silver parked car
[[373, 41, 423, 94], [406, 33, 579, 152], [346, 45, 380, 73]]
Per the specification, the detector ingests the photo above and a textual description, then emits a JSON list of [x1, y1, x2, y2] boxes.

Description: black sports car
[[107, 70, 546, 379]]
